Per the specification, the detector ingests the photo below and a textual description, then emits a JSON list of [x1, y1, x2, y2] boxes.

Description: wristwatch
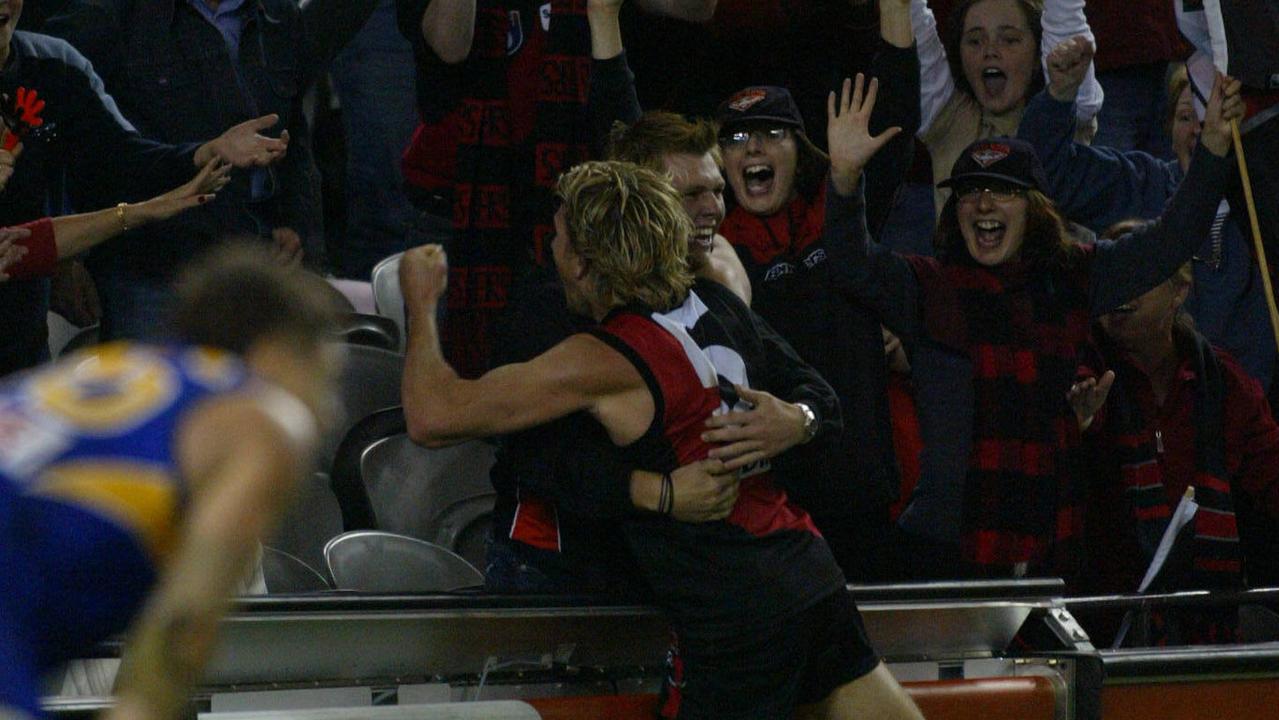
[[795, 402, 818, 444]]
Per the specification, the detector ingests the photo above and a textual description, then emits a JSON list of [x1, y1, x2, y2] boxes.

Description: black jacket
[[0, 31, 194, 375], [43, 0, 377, 273]]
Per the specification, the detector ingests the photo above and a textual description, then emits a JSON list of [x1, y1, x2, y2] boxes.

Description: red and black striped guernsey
[[590, 296, 845, 650]]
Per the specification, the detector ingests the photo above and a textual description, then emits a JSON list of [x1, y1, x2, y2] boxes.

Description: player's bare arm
[[105, 395, 312, 720], [401, 245, 651, 447]]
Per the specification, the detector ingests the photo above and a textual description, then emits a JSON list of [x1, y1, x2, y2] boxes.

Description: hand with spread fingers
[[826, 73, 903, 196], [1067, 370, 1115, 431], [703, 385, 811, 472], [130, 158, 232, 225]]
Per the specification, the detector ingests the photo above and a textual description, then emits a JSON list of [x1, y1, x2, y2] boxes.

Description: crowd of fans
[[3, 0, 1279, 700]]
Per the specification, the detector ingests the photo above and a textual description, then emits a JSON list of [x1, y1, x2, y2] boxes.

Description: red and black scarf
[[908, 255, 1092, 570], [1103, 329, 1243, 645], [720, 183, 826, 269], [405, 0, 591, 376]]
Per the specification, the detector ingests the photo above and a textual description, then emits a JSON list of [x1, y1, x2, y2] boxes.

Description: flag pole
[[1231, 118, 1279, 354]]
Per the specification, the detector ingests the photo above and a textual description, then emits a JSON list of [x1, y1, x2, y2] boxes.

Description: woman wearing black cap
[[1066, 235, 1279, 646], [824, 72, 1244, 578], [713, 81, 916, 582]]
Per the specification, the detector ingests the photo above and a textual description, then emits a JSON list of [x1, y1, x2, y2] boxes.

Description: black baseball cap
[[716, 86, 807, 134], [938, 137, 1049, 192]]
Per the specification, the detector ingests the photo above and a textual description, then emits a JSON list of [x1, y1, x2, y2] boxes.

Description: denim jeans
[[328, 0, 421, 280], [1093, 62, 1174, 159]]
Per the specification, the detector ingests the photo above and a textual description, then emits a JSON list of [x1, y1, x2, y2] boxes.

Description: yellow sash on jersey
[[28, 343, 180, 434], [33, 460, 181, 562]]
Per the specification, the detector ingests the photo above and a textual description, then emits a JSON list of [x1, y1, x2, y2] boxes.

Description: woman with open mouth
[[878, 0, 1103, 220], [826, 72, 1244, 580], [1018, 44, 1275, 393], [713, 79, 914, 582]]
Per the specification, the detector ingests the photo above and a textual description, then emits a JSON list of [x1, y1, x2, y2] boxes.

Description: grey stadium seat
[[324, 530, 484, 592]]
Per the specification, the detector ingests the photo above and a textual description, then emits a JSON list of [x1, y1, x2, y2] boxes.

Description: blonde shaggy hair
[[556, 161, 694, 312]]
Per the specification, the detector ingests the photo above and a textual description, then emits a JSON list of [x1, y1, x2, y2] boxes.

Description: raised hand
[[195, 114, 290, 168], [1201, 72, 1245, 158], [703, 385, 810, 471], [827, 74, 902, 196], [1046, 35, 1094, 103], [133, 158, 231, 225], [1067, 370, 1114, 431], [400, 244, 451, 312]]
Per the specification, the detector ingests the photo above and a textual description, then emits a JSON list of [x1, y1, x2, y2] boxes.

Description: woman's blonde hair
[[1166, 63, 1191, 137], [556, 161, 694, 312]]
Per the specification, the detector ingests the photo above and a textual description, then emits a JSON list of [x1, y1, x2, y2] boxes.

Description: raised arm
[[864, 17, 923, 235], [1019, 37, 1179, 232], [824, 75, 923, 338], [588, 0, 643, 152], [1040, 0, 1101, 121], [400, 245, 645, 446], [881, 0, 953, 138], [1089, 74, 1243, 316], [411, 0, 477, 64]]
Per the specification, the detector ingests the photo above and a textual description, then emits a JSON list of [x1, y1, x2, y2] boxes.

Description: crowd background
[[4, 0, 1279, 649]]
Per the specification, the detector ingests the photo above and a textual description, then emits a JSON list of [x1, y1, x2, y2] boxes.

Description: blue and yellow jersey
[[0, 342, 250, 563]]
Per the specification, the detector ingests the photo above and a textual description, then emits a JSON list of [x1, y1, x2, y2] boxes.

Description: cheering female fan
[[825, 71, 1243, 576]]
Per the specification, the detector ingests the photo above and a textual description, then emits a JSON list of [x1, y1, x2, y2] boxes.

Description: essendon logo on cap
[[728, 89, 768, 113], [971, 143, 1010, 168]]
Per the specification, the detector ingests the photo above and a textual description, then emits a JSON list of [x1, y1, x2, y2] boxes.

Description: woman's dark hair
[[794, 131, 831, 199], [944, 0, 1046, 106], [719, 126, 830, 208], [934, 187, 1081, 269]]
